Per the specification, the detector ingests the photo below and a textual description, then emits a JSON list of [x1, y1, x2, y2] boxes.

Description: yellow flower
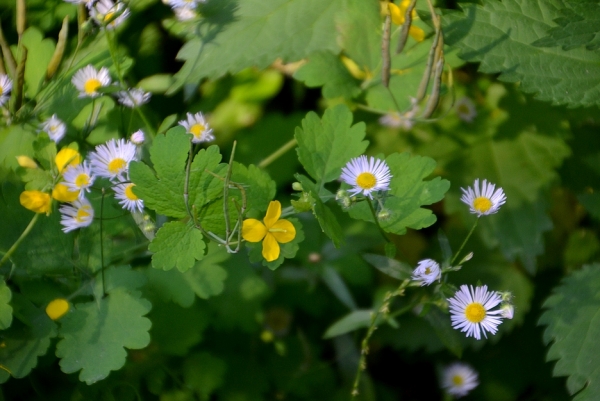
[[341, 56, 373, 81], [16, 156, 38, 169], [55, 148, 81, 173], [45, 298, 70, 320], [242, 201, 296, 262], [52, 183, 80, 202], [20, 190, 52, 214], [388, 1, 425, 42]]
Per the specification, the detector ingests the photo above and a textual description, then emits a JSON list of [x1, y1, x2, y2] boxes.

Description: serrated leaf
[[230, 163, 276, 213], [443, 0, 600, 108], [22, 27, 55, 99], [0, 281, 12, 330], [295, 105, 368, 185], [189, 145, 226, 211], [532, 0, 600, 51], [146, 268, 196, 308], [294, 51, 361, 99], [539, 264, 600, 400], [363, 253, 413, 280], [129, 127, 191, 218], [182, 244, 229, 299], [170, 0, 343, 92], [149, 221, 206, 272], [295, 174, 344, 247], [56, 288, 152, 385], [323, 310, 377, 339]]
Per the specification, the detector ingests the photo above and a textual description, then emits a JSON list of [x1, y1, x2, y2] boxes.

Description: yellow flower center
[[45, 298, 70, 320], [50, 124, 58, 133], [190, 123, 205, 139], [76, 205, 92, 223], [108, 158, 127, 174], [425, 267, 431, 275], [75, 173, 90, 187], [465, 303, 486, 323], [473, 197, 492, 213], [0, 87, 3, 96], [125, 184, 138, 201], [84, 78, 102, 95], [104, 12, 115, 23], [356, 172, 377, 190], [458, 104, 470, 114], [452, 375, 464, 386]]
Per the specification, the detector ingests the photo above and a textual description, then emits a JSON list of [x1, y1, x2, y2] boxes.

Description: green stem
[[258, 138, 297, 169], [366, 197, 390, 243], [135, 106, 157, 137], [0, 213, 39, 269], [100, 189, 106, 298], [449, 217, 478, 266]]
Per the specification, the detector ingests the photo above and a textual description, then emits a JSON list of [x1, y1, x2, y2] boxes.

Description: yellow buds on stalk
[[16, 155, 37, 169], [45, 298, 70, 320], [46, 16, 69, 80], [20, 190, 52, 214]]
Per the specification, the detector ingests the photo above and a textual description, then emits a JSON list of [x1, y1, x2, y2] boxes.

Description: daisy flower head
[[91, 0, 130, 29], [412, 259, 441, 286], [60, 198, 94, 232], [72, 65, 111, 98], [441, 362, 479, 398], [173, 5, 198, 20], [117, 88, 151, 108], [178, 112, 215, 143], [460, 179, 506, 216], [40, 114, 67, 143], [62, 161, 95, 196], [89, 138, 137, 181], [340, 155, 392, 199], [455, 96, 477, 123], [114, 181, 144, 212], [0, 73, 13, 107], [448, 284, 504, 340]]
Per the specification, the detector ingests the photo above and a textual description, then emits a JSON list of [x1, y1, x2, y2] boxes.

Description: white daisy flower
[[0, 74, 13, 107], [460, 179, 506, 216], [455, 97, 477, 123], [40, 114, 67, 143], [72, 65, 111, 98], [173, 6, 198, 20], [89, 138, 137, 181], [441, 362, 479, 398], [114, 182, 144, 212], [64, 0, 95, 7], [411, 259, 441, 286], [340, 155, 392, 199], [448, 284, 504, 340], [130, 129, 145, 145], [178, 112, 215, 143], [60, 198, 94, 233], [168, 0, 206, 8], [117, 88, 151, 108], [62, 161, 96, 196], [91, 0, 130, 29]]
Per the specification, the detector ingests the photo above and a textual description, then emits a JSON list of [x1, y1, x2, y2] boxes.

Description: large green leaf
[[539, 264, 600, 400], [149, 221, 206, 272], [0, 281, 12, 330], [443, 0, 600, 108], [169, 0, 343, 93], [293, 51, 361, 99]]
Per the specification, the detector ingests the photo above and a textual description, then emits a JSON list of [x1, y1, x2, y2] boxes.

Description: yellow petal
[[409, 26, 425, 42], [388, 2, 404, 25], [52, 183, 79, 202], [269, 219, 296, 244], [55, 148, 81, 173], [45, 298, 70, 320], [242, 218, 267, 242], [16, 156, 38, 169], [19, 190, 52, 214], [262, 233, 280, 262], [263, 200, 282, 228], [341, 55, 367, 80]]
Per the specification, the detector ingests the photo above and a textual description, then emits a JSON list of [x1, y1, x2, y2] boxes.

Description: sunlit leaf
[[149, 221, 206, 272]]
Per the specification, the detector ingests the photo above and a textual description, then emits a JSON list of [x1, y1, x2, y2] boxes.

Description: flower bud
[[45, 298, 70, 320], [131, 129, 145, 145], [335, 189, 348, 200], [16, 155, 37, 169], [501, 304, 514, 319], [377, 209, 391, 221], [20, 190, 52, 214], [291, 182, 303, 191]]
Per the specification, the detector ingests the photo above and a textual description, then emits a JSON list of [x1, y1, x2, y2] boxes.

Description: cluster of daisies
[[64, 0, 130, 29]]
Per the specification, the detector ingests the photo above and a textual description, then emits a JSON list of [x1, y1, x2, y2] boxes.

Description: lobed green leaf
[[149, 221, 206, 272]]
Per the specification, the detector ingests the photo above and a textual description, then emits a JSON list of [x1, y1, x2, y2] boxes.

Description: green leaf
[[182, 244, 229, 299], [183, 352, 227, 401], [230, 162, 276, 213], [129, 127, 191, 218], [425, 307, 463, 358], [149, 221, 206, 272], [321, 266, 357, 310], [145, 268, 196, 308], [323, 310, 376, 338], [169, 0, 343, 92], [295, 174, 344, 247], [532, 0, 600, 51], [295, 105, 368, 185], [22, 27, 55, 99], [0, 294, 56, 383], [189, 145, 226, 211], [539, 264, 600, 400], [293, 51, 361, 99], [443, 0, 600, 108], [0, 281, 12, 330], [56, 288, 152, 385], [363, 253, 413, 280]]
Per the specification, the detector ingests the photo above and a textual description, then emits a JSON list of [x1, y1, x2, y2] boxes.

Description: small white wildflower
[[500, 304, 514, 319], [455, 97, 477, 123], [60, 198, 94, 232], [40, 114, 67, 143], [173, 6, 198, 20], [91, 0, 130, 29], [62, 161, 96, 196], [114, 181, 144, 212], [411, 259, 441, 286], [0, 74, 13, 107], [340, 155, 392, 199], [178, 112, 215, 143], [441, 362, 479, 398], [89, 138, 137, 181], [448, 284, 504, 340], [72, 65, 111, 98], [117, 88, 151, 108], [460, 179, 507, 216]]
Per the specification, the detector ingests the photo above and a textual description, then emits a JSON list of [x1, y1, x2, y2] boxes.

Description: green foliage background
[[0, 0, 599, 400]]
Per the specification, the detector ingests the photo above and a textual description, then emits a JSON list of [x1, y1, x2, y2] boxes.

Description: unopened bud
[[308, 252, 321, 264], [377, 209, 391, 221], [335, 189, 348, 200], [499, 291, 513, 303], [16, 155, 37, 169], [45, 298, 70, 320], [459, 252, 474, 264], [341, 197, 351, 208], [292, 182, 303, 191], [131, 129, 145, 145], [501, 304, 514, 319]]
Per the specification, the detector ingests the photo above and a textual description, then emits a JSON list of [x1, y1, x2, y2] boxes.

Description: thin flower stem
[[135, 106, 157, 137], [366, 197, 390, 243], [100, 189, 106, 298], [258, 138, 297, 169], [351, 279, 410, 398], [0, 213, 39, 269], [450, 217, 478, 266]]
